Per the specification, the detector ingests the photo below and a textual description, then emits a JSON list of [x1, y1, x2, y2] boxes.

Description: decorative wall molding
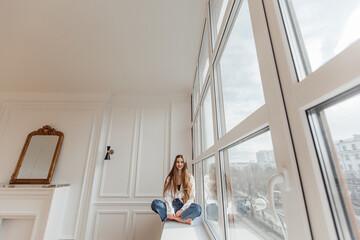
[[58, 236, 75, 240], [0, 92, 111, 103], [134, 106, 170, 198], [85, 95, 190, 240], [74, 113, 104, 240], [92, 202, 152, 207], [99, 107, 138, 198], [0, 96, 107, 239], [93, 210, 129, 240], [109, 95, 183, 106], [0, 186, 70, 240], [130, 210, 163, 240]]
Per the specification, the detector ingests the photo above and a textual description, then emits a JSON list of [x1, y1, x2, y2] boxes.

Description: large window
[[192, 0, 360, 239], [201, 80, 215, 152], [309, 89, 360, 239], [193, 113, 201, 158], [193, 68, 200, 116], [195, 161, 204, 208], [199, 21, 210, 92], [220, 130, 286, 239], [209, 0, 229, 48], [279, 0, 360, 80], [203, 155, 220, 238], [214, 0, 265, 135]]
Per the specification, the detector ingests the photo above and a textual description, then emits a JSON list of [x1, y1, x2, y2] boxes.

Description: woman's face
[[175, 157, 185, 171]]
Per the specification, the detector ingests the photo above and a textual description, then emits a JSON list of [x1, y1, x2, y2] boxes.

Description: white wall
[[0, 93, 191, 240], [0, 93, 106, 239], [84, 95, 192, 240]]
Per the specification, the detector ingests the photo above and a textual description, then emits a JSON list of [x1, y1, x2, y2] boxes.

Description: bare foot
[[174, 217, 192, 225], [184, 218, 192, 225]]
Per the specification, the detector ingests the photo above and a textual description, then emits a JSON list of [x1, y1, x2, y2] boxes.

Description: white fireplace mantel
[[0, 184, 70, 240]]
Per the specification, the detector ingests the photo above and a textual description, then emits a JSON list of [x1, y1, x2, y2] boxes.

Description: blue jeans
[[151, 198, 202, 222]]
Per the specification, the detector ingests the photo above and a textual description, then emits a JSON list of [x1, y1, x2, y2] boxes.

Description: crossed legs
[[151, 199, 202, 225]]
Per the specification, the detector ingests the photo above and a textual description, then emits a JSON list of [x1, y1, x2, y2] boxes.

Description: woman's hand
[[167, 214, 176, 219], [175, 210, 183, 217]]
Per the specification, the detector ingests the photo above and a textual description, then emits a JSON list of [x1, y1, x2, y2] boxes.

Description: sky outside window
[[280, 0, 360, 79], [308, 91, 360, 237], [199, 21, 210, 92], [216, 0, 265, 134], [210, 0, 229, 46]]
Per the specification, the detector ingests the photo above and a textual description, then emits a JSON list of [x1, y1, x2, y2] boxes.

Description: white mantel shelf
[[0, 184, 70, 240]]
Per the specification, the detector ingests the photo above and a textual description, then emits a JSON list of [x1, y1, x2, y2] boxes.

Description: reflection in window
[[279, 0, 360, 80], [201, 82, 215, 152], [203, 156, 220, 238], [214, 0, 265, 135], [195, 162, 204, 208], [308, 91, 360, 238], [220, 130, 286, 240]]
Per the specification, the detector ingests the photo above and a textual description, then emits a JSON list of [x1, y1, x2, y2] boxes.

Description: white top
[[163, 174, 195, 214]]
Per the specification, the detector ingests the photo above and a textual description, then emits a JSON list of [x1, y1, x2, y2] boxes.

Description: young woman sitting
[[151, 154, 202, 225]]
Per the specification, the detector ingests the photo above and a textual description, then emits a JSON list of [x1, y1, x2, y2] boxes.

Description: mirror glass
[[17, 136, 59, 179], [10, 125, 64, 184]]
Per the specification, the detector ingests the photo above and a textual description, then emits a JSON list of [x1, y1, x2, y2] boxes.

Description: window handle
[[267, 170, 289, 240], [268, 173, 284, 219]]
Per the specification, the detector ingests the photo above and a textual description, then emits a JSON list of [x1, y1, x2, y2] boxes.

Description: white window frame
[[192, 0, 313, 239], [263, 0, 360, 239]]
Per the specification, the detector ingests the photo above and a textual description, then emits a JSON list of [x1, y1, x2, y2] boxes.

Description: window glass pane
[[194, 113, 201, 158], [279, 0, 360, 80], [215, 0, 265, 135], [210, 0, 229, 46], [193, 68, 199, 117], [309, 92, 360, 237], [195, 162, 204, 208], [201, 82, 215, 152], [220, 130, 287, 240], [203, 155, 220, 238], [199, 21, 210, 92]]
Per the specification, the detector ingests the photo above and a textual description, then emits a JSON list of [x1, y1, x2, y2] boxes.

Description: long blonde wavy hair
[[163, 155, 192, 203]]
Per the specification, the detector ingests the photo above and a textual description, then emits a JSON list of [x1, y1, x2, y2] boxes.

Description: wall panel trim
[[92, 202, 152, 207], [99, 106, 138, 198], [130, 210, 158, 240], [134, 106, 170, 198], [93, 210, 129, 240]]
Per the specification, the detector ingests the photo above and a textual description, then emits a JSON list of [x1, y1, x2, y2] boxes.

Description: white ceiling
[[0, 0, 206, 95]]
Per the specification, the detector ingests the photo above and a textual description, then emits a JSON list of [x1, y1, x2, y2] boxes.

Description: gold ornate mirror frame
[[10, 125, 64, 184]]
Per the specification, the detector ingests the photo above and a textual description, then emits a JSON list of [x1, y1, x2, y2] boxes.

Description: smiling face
[[175, 157, 185, 171]]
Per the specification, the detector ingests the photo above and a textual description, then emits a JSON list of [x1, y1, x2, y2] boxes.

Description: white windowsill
[[161, 217, 210, 240]]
